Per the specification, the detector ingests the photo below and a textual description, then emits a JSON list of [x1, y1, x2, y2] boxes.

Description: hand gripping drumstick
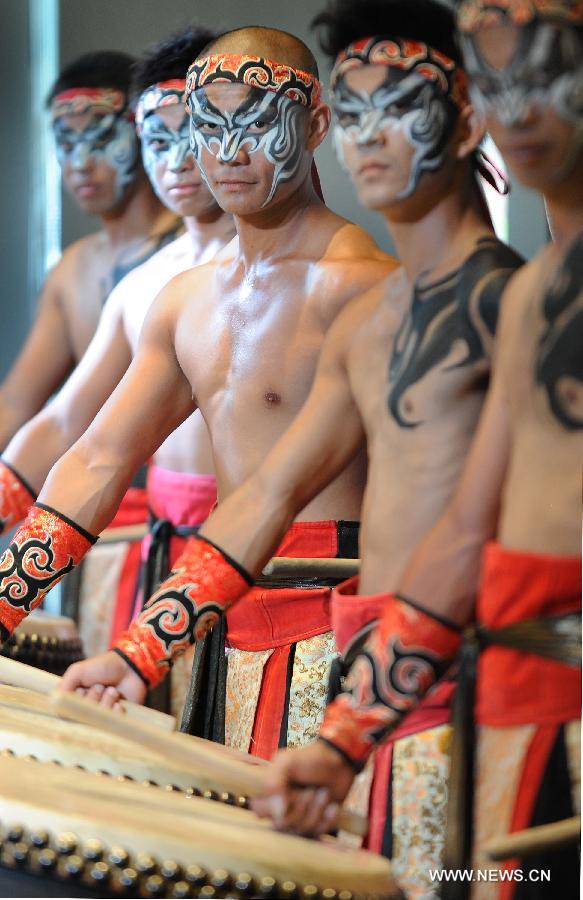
[[52, 690, 368, 838], [0, 655, 176, 732]]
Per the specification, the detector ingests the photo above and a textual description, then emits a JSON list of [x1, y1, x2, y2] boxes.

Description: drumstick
[[52, 691, 368, 838], [0, 656, 176, 732], [262, 557, 360, 578], [484, 816, 581, 861]]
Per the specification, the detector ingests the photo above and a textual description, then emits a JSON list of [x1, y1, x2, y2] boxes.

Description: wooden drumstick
[[52, 691, 368, 838], [0, 655, 176, 732], [262, 557, 360, 578], [484, 816, 581, 861]]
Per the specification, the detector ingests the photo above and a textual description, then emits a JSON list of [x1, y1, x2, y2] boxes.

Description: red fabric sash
[[108, 487, 149, 646], [476, 541, 581, 727], [226, 520, 339, 650]]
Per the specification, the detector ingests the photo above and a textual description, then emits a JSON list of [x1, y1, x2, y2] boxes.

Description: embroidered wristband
[[0, 460, 36, 535], [319, 593, 461, 768], [0, 504, 96, 644], [113, 535, 253, 687]]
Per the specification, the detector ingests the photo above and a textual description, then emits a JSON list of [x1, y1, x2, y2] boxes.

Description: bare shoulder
[[321, 265, 405, 363], [313, 222, 398, 319], [496, 248, 552, 335]]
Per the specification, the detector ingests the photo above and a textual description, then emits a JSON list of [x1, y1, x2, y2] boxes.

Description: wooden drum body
[[1, 612, 84, 676], [0, 753, 399, 899]]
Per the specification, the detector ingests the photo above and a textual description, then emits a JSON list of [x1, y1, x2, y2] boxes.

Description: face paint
[[331, 39, 464, 199], [188, 85, 306, 206], [185, 54, 323, 207], [460, 20, 583, 128], [51, 88, 139, 203], [136, 81, 192, 200]]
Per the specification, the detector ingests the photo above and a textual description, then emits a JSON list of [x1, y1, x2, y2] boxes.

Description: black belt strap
[[442, 611, 581, 900]]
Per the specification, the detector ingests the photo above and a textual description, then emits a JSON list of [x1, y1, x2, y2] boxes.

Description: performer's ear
[[455, 104, 486, 161], [307, 103, 331, 152]]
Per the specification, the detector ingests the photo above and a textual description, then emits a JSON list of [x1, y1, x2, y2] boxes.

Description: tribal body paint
[[51, 88, 139, 212], [330, 38, 468, 202], [185, 54, 323, 208]]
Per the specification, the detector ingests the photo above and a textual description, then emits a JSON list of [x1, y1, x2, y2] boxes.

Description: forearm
[[39, 438, 142, 536], [0, 392, 39, 454], [319, 594, 462, 770], [3, 409, 76, 498], [398, 499, 494, 628], [200, 469, 300, 576]]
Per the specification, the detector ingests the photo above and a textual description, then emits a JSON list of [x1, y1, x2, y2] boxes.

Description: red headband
[[331, 37, 470, 111], [50, 87, 128, 122], [135, 79, 186, 134], [185, 53, 323, 108], [458, 0, 583, 32]]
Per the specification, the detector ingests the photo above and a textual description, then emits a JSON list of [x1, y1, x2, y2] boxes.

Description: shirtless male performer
[[70, 0, 523, 889], [0, 51, 180, 453], [0, 28, 393, 754], [253, 1, 582, 895], [0, 27, 236, 714]]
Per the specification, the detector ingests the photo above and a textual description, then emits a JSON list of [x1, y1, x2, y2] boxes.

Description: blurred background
[[0, 0, 549, 381]]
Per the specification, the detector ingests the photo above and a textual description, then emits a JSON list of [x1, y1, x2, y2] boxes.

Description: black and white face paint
[[140, 112, 192, 196], [460, 20, 583, 128], [188, 85, 306, 206], [332, 69, 456, 199], [53, 112, 139, 203]]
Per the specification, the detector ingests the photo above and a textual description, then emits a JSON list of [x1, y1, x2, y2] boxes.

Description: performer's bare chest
[[179, 280, 327, 426]]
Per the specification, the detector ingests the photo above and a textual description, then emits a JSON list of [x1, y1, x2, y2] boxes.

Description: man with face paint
[[0, 28, 235, 715], [256, 2, 581, 895], [0, 28, 393, 747], [0, 52, 181, 457]]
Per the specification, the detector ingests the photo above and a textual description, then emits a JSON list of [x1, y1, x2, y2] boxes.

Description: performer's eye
[[58, 140, 74, 153], [148, 139, 169, 152], [338, 113, 358, 127], [198, 122, 219, 133]]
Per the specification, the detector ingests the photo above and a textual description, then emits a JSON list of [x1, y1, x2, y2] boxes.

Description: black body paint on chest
[[387, 237, 524, 428], [106, 222, 183, 302], [536, 231, 583, 431]]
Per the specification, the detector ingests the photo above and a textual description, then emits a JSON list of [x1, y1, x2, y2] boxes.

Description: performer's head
[[47, 52, 140, 215], [133, 25, 223, 220], [185, 26, 330, 215], [313, 0, 485, 218], [458, 0, 583, 190]]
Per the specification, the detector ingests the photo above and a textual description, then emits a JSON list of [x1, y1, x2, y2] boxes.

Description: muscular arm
[[0, 267, 76, 450], [317, 277, 521, 771], [38, 291, 196, 534], [3, 286, 133, 494], [200, 307, 366, 573]]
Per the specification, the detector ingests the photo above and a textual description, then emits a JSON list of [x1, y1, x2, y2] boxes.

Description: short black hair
[[313, 0, 461, 65], [131, 24, 220, 98], [47, 51, 136, 105]]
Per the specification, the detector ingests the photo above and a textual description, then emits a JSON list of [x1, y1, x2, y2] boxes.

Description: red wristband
[[320, 593, 461, 767], [0, 460, 36, 534], [114, 535, 252, 687], [0, 504, 96, 643]]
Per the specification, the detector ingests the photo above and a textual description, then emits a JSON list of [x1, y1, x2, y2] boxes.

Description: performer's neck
[[386, 179, 492, 284], [233, 178, 323, 266], [544, 158, 583, 250], [184, 210, 236, 261], [99, 173, 178, 247]]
